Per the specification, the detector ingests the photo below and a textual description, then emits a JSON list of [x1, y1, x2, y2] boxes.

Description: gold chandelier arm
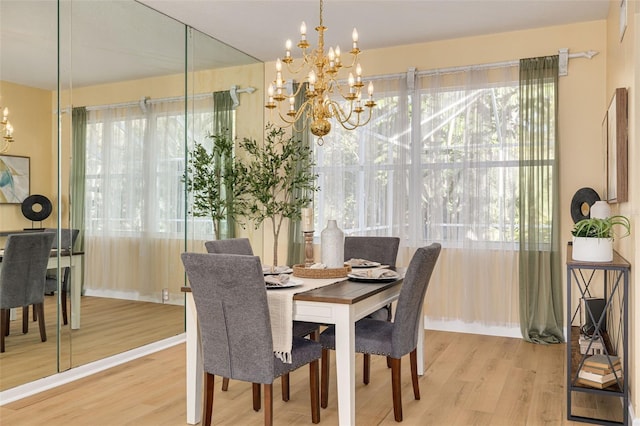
[[327, 100, 374, 131]]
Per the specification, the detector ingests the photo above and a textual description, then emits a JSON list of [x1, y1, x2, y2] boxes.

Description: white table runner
[[267, 277, 343, 362]]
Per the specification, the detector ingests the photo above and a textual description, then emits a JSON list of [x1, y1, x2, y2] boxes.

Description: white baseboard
[[0, 333, 186, 405], [424, 316, 522, 338], [83, 288, 184, 305]]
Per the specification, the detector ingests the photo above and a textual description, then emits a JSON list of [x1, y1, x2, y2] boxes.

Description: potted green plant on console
[[571, 215, 631, 262]]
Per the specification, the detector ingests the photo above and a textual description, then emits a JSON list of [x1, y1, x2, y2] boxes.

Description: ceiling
[[139, 0, 611, 62], [1, 0, 611, 91]]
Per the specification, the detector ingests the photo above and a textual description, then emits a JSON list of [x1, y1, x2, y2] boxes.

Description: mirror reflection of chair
[[181, 252, 321, 426], [204, 238, 320, 401], [320, 243, 441, 422], [0, 232, 56, 353], [344, 236, 400, 382], [43, 228, 80, 325]]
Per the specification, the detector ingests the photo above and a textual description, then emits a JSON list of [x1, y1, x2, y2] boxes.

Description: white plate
[[265, 277, 303, 289], [345, 261, 381, 268]]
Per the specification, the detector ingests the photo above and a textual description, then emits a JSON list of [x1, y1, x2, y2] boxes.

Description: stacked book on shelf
[[578, 333, 605, 355], [577, 354, 623, 389]]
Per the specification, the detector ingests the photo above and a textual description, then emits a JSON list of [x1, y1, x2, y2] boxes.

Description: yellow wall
[[0, 81, 54, 230], [604, 0, 638, 415]]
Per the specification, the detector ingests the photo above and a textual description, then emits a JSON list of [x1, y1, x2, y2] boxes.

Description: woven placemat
[[292, 264, 352, 279]]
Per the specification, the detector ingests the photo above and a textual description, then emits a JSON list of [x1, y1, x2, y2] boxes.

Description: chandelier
[[1, 105, 14, 153], [265, 0, 376, 145]]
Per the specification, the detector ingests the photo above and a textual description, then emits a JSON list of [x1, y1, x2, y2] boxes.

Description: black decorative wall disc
[[570, 187, 600, 223], [21, 194, 53, 222]]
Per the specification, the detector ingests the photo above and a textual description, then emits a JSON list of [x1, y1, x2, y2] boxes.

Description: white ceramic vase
[[590, 201, 611, 219], [321, 220, 344, 268]]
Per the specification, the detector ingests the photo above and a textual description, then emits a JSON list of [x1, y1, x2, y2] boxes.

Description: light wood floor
[[0, 330, 624, 425], [0, 295, 184, 390]]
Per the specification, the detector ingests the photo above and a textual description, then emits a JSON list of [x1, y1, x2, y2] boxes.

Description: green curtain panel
[[71, 106, 87, 252], [212, 91, 235, 239], [286, 82, 312, 266], [518, 56, 563, 344]]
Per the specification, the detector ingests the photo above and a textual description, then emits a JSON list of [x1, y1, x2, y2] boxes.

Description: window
[[313, 66, 523, 248], [85, 97, 214, 237]]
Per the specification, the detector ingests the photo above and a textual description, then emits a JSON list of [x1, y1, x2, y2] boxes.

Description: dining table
[[182, 268, 425, 425], [0, 247, 84, 329]]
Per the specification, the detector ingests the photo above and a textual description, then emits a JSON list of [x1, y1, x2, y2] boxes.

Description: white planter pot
[[572, 237, 613, 262]]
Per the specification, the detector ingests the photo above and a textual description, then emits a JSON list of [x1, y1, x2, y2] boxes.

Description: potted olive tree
[[185, 131, 247, 239], [571, 215, 631, 262], [239, 124, 318, 267]]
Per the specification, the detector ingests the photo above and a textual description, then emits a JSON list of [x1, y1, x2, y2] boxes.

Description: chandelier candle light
[[1, 105, 14, 153], [265, 0, 376, 145]]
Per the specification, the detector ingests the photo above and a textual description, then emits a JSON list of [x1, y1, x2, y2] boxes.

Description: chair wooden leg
[[264, 384, 273, 426], [3, 309, 9, 337], [320, 348, 330, 408], [222, 377, 230, 391], [310, 359, 320, 423], [281, 373, 290, 402], [36, 303, 46, 342], [410, 349, 420, 400], [387, 356, 392, 368], [363, 354, 371, 384], [61, 285, 68, 325], [390, 357, 403, 422], [252, 383, 261, 411], [22, 307, 29, 333], [310, 329, 319, 341], [203, 372, 215, 426], [0, 309, 6, 352]]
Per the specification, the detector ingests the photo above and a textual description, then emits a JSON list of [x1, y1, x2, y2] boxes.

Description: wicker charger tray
[[292, 264, 352, 279]]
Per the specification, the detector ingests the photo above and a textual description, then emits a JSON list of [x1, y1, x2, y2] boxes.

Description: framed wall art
[[605, 87, 628, 203], [0, 154, 30, 204]]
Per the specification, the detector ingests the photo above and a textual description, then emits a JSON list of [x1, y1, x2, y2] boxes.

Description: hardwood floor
[[0, 295, 184, 390], [1, 329, 620, 425]]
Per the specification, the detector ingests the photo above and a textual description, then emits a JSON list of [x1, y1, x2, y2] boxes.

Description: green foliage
[[571, 215, 631, 240], [184, 132, 246, 239], [239, 124, 319, 265]]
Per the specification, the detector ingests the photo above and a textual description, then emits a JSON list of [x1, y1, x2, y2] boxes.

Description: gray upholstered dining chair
[[344, 236, 400, 382], [0, 232, 56, 353], [181, 252, 321, 426], [204, 237, 320, 400], [43, 228, 79, 325], [320, 243, 441, 422]]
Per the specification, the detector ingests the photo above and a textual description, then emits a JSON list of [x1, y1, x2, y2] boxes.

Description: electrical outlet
[[162, 288, 169, 302]]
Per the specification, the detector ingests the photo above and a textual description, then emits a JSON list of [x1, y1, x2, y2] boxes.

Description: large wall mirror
[[0, 0, 263, 391]]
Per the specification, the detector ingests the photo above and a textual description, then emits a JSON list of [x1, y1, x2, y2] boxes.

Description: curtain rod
[[361, 49, 598, 83]]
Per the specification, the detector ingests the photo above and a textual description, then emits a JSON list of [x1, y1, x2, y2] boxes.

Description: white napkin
[[350, 268, 398, 279], [264, 274, 291, 286], [308, 263, 326, 269]]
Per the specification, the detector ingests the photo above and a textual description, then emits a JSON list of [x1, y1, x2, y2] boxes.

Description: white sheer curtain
[[314, 66, 523, 334], [314, 75, 411, 242], [84, 97, 212, 302], [417, 67, 521, 334]]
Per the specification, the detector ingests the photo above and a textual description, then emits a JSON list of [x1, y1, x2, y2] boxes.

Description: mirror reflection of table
[[0, 247, 84, 329]]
